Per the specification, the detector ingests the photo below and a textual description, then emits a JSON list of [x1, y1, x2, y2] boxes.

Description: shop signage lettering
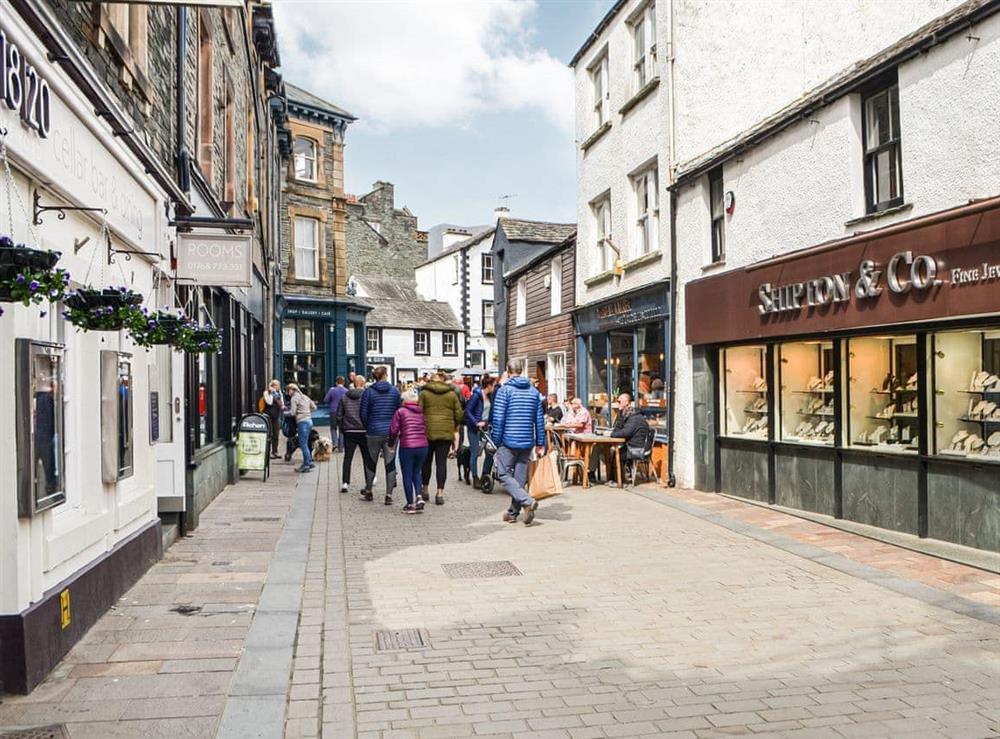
[[597, 299, 632, 319], [758, 251, 941, 315], [951, 261, 1000, 286], [0, 28, 52, 138], [176, 233, 252, 287]]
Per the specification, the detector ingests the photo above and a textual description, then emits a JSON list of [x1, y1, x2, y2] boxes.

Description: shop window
[[846, 335, 918, 453], [282, 319, 325, 403], [592, 195, 611, 275], [862, 78, 903, 213], [777, 340, 835, 446], [515, 277, 526, 326], [293, 216, 320, 280], [610, 330, 635, 403], [636, 324, 667, 433], [482, 301, 495, 335], [550, 259, 561, 316], [721, 345, 768, 439], [709, 167, 725, 263], [366, 327, 382, 354], [442, 331, 458, 357], [589, 51, 609, 130], [293, 137, 317, 181], [629, 2, 656, 92], [587, 334, 609, 423], [932, 328, 1000, 460], [414, 330, 429, 356], [197, 14, 214, 174], [482, 254, 494, 284], [468, 351, 486, 370], [633, 165, 658, 257], [345, 323, 356, 356], [100, 351, 133, 481], [15, 340, 66, 515]]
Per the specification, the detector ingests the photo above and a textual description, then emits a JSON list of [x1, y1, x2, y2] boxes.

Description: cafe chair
[[625, 430, 656, 487], [552, 429, 586, 486]]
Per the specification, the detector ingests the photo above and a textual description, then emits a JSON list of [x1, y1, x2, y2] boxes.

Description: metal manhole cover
[[441, 561, 522, 579], [375, 628, 428, 651], [0, 726, 70, 739]]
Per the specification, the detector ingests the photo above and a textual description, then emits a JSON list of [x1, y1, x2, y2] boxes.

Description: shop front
[[573, 283, 671, 439], [685, 198, 1000, 555]]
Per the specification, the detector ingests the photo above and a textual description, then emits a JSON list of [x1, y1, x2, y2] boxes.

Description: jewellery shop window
[[846, 335, 918, 453], [778, 340, 835, 446], [720, 345, 769, 440], [932, 328, 1000, 461]]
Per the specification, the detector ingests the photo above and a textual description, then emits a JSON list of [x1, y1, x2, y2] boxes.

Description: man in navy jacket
[[360, 366, 401, 504], [490, 359, 546, 524]]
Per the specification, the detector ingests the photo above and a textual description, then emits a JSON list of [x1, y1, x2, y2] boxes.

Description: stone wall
[[346, 181, 425, 279]]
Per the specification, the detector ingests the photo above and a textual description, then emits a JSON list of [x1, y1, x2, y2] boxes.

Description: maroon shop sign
[[685, 198, 1000, 345]]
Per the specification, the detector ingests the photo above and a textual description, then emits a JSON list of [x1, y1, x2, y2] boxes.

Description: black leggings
[[421, 439, 452, 489], [342, 433, 368, 485]]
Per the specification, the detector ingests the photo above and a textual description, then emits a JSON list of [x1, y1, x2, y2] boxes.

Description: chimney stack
[[494, 205, 510, 221]]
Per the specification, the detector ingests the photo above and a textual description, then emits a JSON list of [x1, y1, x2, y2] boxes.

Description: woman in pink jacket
[[389, 390, 429, 514]]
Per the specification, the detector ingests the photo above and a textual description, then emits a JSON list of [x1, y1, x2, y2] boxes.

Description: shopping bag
[[528, 450, 563, 501]]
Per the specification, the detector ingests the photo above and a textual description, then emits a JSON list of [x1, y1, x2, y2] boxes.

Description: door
[[547, 351, 566, 404]]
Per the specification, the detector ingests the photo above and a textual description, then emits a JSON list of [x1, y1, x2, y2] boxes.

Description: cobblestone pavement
[[1, 454, 998, 739]]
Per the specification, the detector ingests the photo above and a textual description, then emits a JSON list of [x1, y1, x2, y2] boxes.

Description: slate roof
[[498, 217, 576, 244], [354, 275, 462, 331], [419, 227, 496, 267], [285, 82, 356, 121]]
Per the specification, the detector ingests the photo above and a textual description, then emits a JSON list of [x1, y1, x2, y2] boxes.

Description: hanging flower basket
[[128, 308, 192, 348], [176, 324, 223, 353], [64, 286, 144, 331], [0, 235, 70, 310]]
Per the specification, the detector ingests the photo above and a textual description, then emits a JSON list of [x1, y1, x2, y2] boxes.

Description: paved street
[[1, 455, 999, 739]]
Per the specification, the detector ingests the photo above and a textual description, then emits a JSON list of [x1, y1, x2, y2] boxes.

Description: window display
[[721, 345, 768, 439], [933, 329, 1000, 459], [846, 336, 918, 453], [586, 334, 609, 421], [778, 340, 834, 445]]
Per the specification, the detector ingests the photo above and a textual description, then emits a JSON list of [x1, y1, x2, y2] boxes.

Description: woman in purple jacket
[[389, 390, 429, 514]]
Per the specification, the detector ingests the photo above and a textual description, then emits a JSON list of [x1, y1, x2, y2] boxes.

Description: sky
[[272, 0, 610, 229]]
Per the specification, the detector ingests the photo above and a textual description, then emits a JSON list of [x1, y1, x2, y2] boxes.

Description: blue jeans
[[297, 420, 314, 467], [494, 446, 534, 515], [398, 446, 428, 505], [468, 427, 481, 478], [330, 423, 343, 451]]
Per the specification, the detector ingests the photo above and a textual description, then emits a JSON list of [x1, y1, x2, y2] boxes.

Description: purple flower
[[29, 280, 39, 292], [15, 274, 25, 284], [0, 235, 13, 249]]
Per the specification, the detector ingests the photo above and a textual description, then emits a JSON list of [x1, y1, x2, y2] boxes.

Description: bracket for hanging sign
[[32, 189, 107, 226], [169, 216, 253, 232], [108, 244, 162, 265]]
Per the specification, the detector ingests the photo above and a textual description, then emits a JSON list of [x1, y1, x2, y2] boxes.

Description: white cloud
[[272, 0, 574, 134]]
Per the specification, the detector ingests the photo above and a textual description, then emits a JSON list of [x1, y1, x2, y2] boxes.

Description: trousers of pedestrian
[[398, 447, 428, 505], [494, 446, 534, 514], [297, 419, 314, 467], [330, 423, 343, 451], [269, 416, 281, 455], [421, 439, 452, 489], [342, 432, 368, 486], [468, 429, 481, 478], [364, 435, 397, 494]]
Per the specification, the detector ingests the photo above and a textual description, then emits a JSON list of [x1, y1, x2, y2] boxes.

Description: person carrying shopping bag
[[389, 390, 429, 514], [418, 372, 464, 506]]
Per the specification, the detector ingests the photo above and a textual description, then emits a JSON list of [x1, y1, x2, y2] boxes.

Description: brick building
[[346, 181, 427, 280]]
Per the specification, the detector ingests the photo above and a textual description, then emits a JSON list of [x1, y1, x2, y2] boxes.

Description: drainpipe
[[176, 7, 190, 195], [665, 0, 678, 488]]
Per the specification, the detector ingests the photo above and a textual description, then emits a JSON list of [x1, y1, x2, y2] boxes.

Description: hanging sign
[[176, 232, 252, 287]]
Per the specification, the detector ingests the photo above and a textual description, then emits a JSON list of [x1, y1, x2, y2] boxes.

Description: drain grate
[[441, 560, 522, 579], [375, 628, 428, 651], [0, 726, 70, 739], [242, 516, 281, 522]]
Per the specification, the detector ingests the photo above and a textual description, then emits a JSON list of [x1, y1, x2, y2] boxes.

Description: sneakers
[[502, 511, 518, 523], [402, 503, 417, 515], [384, 494, 393, 506], [340, 483, 348, 493], [361, 489, 373, 502], [420, 488, 430, 502], [295, 464, 314, 473], [522, 500, 539, 525], [415, 499, 425, 512], [435, 494, 444, 506]]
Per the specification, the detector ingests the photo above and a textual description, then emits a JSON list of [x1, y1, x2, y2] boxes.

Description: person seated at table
[[609, 393, 651, 482], [562, 397, 592, 434], [545, 393, 563, 424]]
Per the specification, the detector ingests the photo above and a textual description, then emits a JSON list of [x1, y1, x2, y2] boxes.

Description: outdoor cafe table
[[565, 433, 623, 490]]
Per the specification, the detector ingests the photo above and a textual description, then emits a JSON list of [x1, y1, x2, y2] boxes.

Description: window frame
[[589, 52, 610, 129], [293, 136, 318, 182], [366, 327, 382, 354], [630, 2, 656, 92], [709, 167, 725, 264], [413, 330, 430, 356], [592, 195, 612, 275], [442, 331, 458, 357], [481, 253, 494, 284], [515, 276, 527, 327], [482, 300, 495, 336], [550, 258, 562, 316], [633, 165, 659, 258], [861, 78, 904, 214], [292, 215, 320, 281], [196, 13, 214, 174], [452, 254, 460, 285]]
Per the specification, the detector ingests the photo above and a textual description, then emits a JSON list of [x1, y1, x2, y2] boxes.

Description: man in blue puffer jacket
[[491, 359, 546, 525], [360, 366, 402, 504]]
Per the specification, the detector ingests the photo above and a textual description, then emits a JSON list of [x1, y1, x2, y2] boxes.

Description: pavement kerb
[[630, 486, 1000, 628]]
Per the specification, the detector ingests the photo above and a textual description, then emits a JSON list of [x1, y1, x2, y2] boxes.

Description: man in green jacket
[[419, 373, 464, 505]]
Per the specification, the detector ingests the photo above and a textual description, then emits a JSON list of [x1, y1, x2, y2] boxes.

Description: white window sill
[[584, 269, 616, 287], [622, 250, 662, 271], [844, 202, 913, 229], [701, 259, 727, 273], [580, 121, 612, 152], [619, 76, 660, 117]]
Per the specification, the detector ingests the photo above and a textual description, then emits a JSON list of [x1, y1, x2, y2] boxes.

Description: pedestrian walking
[[491, 359, 546, 525], [389, 390, 429, 514], [418, 372, 464, 505], [465, 376, 493, 488], [261, 379, 284, 458], [322, 376, 348, 451], [336, 375, 369, 493], [287, 383, 317, 473], [360, 366, 401, 504]]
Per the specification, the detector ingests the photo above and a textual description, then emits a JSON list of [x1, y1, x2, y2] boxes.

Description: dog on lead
[[456, 445, 472, 483], [313, 436, 334, 462]]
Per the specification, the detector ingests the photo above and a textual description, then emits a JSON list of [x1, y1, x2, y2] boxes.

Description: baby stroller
[[477, 425, 500, 494]]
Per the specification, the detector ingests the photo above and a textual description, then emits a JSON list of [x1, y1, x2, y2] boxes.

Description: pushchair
[[476, 425, 500, 494]]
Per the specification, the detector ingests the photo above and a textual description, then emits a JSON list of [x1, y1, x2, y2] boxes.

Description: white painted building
[[353, 274, 466, 384], [414, 225, 498, 370]]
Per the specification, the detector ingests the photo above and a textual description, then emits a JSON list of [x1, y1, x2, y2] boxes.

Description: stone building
[[346, 181, 427, 280], [276, 84, 370, 415]]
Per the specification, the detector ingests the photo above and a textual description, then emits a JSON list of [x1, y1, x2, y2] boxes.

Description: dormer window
[[293, 137, 317, 181]]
